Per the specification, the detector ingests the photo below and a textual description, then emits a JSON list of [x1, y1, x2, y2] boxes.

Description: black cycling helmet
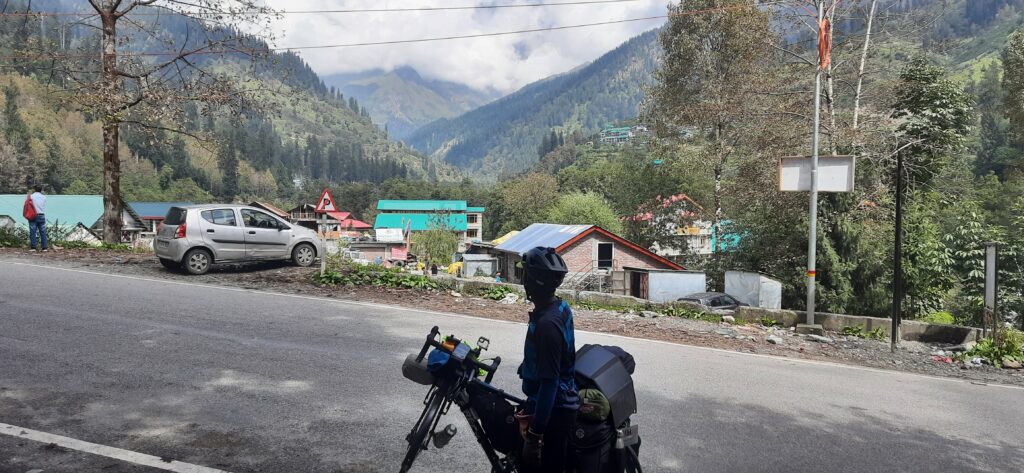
[[522, 246, 568, 302]]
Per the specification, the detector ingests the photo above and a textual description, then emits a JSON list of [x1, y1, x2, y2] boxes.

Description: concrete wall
[[735, 307, 982, 344], [464, 258, 497, 277]]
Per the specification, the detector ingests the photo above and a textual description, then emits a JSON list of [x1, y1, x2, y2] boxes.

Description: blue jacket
[[519, 298, 579, 419]]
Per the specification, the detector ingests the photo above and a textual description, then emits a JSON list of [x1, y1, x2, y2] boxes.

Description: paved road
[[1, 260, 1023, 473]]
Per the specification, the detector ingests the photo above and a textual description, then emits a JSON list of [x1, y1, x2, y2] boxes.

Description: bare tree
[[60, 1, 276, 242]]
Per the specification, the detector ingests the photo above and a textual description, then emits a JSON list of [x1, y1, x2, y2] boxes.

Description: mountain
[[405, 29, 661, 176], [0, 0, 457, 204], [323, 67, 500, 140]]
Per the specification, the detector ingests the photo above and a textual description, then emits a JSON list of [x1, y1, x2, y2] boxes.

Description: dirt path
[[3, 247, 1021, 387]]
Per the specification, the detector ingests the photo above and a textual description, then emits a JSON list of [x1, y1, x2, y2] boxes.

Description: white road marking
[[0, 422, 230, 473], [3, 259, 1023, 392]]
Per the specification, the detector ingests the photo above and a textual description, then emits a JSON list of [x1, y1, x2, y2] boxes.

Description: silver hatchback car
[[154, 204, 322, 275]]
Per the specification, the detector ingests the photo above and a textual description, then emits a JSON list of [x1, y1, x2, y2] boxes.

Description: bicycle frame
[[403, 326, 526, 473]]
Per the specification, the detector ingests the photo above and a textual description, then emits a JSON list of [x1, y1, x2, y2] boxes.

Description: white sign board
[[779, 155, 855, 192], [985, 244, 997, 310], [375, 228, 404, 243]]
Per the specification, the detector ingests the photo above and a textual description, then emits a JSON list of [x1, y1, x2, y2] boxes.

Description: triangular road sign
[[314, 188, 338, 213]]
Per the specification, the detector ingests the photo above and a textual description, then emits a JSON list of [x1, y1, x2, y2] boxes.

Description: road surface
[[1, 260, 1022, 472]]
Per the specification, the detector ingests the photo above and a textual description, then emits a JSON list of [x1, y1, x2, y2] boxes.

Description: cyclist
[[517, 246, 579, 472]]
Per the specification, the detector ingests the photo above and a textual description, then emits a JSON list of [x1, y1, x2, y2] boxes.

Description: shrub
[[842, 325, 886, 340], [919, 311, 955, 325], [960, 328, 1024, 368], [311, 262, 448, 291], [483, 285, 518, 301], [759, 316, 781, 328]]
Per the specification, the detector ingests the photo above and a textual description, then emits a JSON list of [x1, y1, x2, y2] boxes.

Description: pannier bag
[[466, 382, 521, 455]]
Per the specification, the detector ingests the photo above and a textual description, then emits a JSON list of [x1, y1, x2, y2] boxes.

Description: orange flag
[[818, 18, 832, 70]]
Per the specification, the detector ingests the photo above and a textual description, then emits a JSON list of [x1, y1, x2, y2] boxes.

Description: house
[[492, 223, 683, 292], [373, 200, 485, 250], [287, 203, 371, 238], [0, 194, 144, 243], [128, 202, 192, 234], [249, 201, 290, 220], [599, 125, 650, 145]]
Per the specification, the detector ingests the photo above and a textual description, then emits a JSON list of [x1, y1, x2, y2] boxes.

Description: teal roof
[[467, 206, 486, 213], [377, 200, 467, 212], [0, 194, 104, 228], [374, 213, 468, 231]]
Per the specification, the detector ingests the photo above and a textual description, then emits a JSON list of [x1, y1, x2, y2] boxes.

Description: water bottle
[[432, 424, 457, 449]]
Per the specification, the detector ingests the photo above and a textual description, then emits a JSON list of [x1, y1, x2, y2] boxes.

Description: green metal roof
[[466, 206, 486, 213], [377, 200, 467, 211], [374, 213, 468, 231], [0, 194, 104, 228]]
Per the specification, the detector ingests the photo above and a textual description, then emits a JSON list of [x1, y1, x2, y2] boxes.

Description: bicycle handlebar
[[416, 326, 503, 383]]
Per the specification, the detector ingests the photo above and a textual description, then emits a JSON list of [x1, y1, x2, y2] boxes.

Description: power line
[[0, 2, 784, 60], [0, 0, 643, 17]]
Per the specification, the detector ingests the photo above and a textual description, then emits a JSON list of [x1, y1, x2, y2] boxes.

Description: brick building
[[493, 223, 682, 291]]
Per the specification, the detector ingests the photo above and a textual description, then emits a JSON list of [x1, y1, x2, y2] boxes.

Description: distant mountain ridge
[[404, 28, 661, 177], [324, 67, 500, 140]]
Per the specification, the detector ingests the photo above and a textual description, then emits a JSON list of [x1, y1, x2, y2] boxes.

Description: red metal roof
[[555, 226, 684, 271], [339, 218, 372, 229], [325, 211, 351, 221]]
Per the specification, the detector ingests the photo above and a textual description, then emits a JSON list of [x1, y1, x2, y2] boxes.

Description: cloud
[[263, 0, 667, 93]]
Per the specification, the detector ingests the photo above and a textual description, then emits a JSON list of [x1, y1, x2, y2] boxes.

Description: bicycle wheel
[[400, 387, 446, 473]]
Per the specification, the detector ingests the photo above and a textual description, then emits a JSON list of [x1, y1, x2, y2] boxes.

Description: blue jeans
[[29, 214, 48, 250]]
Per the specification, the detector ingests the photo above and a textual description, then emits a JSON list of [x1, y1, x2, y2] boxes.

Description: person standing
[[517, 246, 578, 472], [27, 185, 48, 252]]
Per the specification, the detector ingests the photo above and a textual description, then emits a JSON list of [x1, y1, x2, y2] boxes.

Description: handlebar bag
[[427, 349, 453, 374], [466, 382, 521, 455]]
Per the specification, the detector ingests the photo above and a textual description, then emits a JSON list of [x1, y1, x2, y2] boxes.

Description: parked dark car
[[678, 292, 747, 311]]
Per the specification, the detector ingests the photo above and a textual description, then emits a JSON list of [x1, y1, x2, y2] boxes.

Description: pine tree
[[218, 140, 239, 201]]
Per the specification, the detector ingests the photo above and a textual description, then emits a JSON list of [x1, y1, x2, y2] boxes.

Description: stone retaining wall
[[435, 274, 983, 344]]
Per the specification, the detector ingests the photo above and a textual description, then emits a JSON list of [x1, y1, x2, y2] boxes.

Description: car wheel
[[292, 243, 316, 267], [159, 258, 180, 271], [183, 248, 212, 275]]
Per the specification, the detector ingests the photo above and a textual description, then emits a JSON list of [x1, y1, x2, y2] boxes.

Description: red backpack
[[23, 195, 37, 221]]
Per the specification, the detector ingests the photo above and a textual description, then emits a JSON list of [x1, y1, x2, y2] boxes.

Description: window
[[201, 209, 237, 226], [597, 242, 613, 269], [164, 207, 188, 225], [467, 214, 478, 224], [467, 229, 479, 238], [241, 209, 282, 229]]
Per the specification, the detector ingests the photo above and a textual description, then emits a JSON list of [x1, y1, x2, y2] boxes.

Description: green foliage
[[0, 226, 26, 247], [759, 316, 781, 328], [919, 311, 956, 325], [892, 56, 973, 186], [312, 261, 447, 291], [1003, 29, 1024, 140], [482, 285, 518, 301], [410, 222, 459, 266], [960, 328, 1024, 367], [841, 325, 886, 341], [544, 192, 623, 234]]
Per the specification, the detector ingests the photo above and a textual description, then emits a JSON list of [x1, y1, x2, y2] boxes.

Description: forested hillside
[[405, 29, 661, 176], [323, 67, 499, 141], [0, 0, 453, 207]]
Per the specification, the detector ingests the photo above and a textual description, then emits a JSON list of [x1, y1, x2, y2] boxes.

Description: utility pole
[[891, 152, 904, 352], [799, 0, 826, 335]]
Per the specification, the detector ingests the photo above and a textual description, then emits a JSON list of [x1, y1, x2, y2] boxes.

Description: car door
[[198, 208, 245, 261], [241, 208, 292, 259]]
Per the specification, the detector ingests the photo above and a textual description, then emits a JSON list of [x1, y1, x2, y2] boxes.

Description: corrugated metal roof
[[128, 202, 193, 219], [377, 200, 467, 211], [495, 223, 593, 255], [0, 194, 104, 228], [491, 230, 519, 245], [374, 213, 468, 231], [461, 253, 496, 261]]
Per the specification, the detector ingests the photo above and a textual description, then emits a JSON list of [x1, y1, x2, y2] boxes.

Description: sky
[[262, 0, 669, 94]]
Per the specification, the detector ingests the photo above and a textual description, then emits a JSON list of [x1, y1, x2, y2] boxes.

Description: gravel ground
[[3, 247, 1022, 387]]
